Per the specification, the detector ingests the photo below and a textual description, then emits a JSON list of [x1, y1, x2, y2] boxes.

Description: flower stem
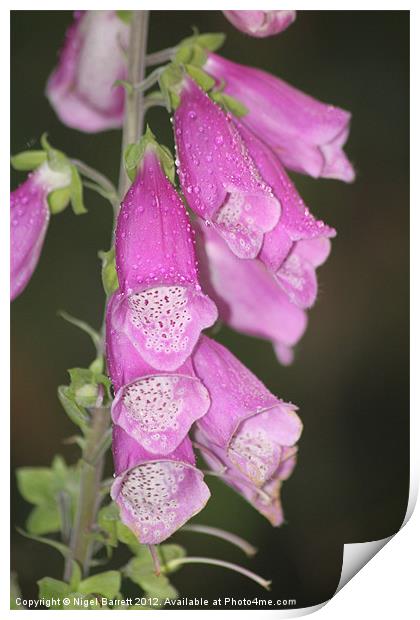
[[118, 10, 150, 198], [165, 557, 271, 590], [63, 406, 110, 580], [63, 11, 150, 582], [146, 46, 176, 66], [181, 524, 257, 557]]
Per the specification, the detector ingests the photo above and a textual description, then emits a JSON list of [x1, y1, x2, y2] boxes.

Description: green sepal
[[99, 247, 118, 296], [78, 571, 121, 599], [48, 186, 71, 214], [58, 385, 90, 431], [11, 150, 47, 171], [67, 367, 112, 408], [116, 10, 132, 24], [210, 91, 249, 117], [185, 64, 215, 92], [175, 43, 207, 67], [180, 31, 226, 53], [40, 133, 70, 174], [69, 165, 87, 215], [125, 126, 175, 184], [159, 63, 184, 110]]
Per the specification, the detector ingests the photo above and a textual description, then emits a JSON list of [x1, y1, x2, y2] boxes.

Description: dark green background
[[11, 10, 409, 609]]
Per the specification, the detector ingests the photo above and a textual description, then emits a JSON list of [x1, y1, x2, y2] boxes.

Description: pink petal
[[223, 10, 296, 37], [46, 11, 128, 133], [193, 335, 300, 455], [197, 223, 307, 361], [110, 285, 217, 372], [11, 165, 71, 300], [234, 120, 336, 272], [205, 53, 355, 182], [174, 78, 280, 259], [111, 372, 210, 455], [275, 238, 332, 309], [111, 428, 210, 544], [114, 147, 217, 372]]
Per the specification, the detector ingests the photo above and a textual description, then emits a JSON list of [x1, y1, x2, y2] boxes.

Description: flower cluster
[[11, 11, 354, 546]]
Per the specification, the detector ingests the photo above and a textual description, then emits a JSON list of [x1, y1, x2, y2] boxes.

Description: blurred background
[[11, 10, 409, 609]]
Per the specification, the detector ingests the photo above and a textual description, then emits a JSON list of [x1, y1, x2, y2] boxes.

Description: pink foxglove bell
[[111, 426, 210, 544], [112, 137, 217, 372], [46, 11, 128, 133], [223, 10, 296, 38], [106, 292, 210, 455], [174, 77, 280, 259], [11, 163, 71, 300], [192, 336, 302, 522], [205, 53, 355, 182], [196, 222, 307, 365]]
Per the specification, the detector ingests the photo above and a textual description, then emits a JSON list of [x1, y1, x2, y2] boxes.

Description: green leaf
[[97, 503, 119, 549], [70, 165, 87, 214], [99, 247, 119, 296], [58, 385, 90, 431], [124, 557, 178, 600], [38, 577, 70, 600], [70, 561, 82, 591], [79, 571, 121, 599], [10, 573, 23, 609], [58, 311, 101, 350], [11, 150, 47, 171], [185, 65, 215, 92], [17, 457, 80, 535], [16, 467, 54, 505], [17, 528, 70, 558], [211, 92, 248, 117], [48, 186, 71, 214], [116, 10, 132, 24], [26, 503, 61, 536]]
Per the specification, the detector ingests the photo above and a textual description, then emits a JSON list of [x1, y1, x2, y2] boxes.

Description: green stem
[[63, 10, 150, 582], [63, 407, 110, 580], [118, 10, 150, 198], [181, 524, 257, 557], [165, 557, 271, 590], [146, 46, 176, 66]]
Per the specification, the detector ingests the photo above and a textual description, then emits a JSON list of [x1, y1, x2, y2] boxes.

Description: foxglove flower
[[111, 426, 210, 544], [275, 237, 332, 309], [112, 135, 218, 371], [197, 429, 297, 525], [11, 163, 71, 300], [46, 11, 128, 132], [205, 53, 355, 182], [223, 10, 296, 38], [192, 336, 302, 486], [174, 77, 280, 259], [196, 223, 306, 365], [106, 292, 210, 455], [234, 121, 335, 309]]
